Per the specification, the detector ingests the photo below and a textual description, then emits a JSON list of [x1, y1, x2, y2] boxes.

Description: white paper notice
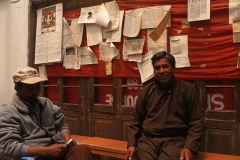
[[99, 42, 119, 61], [147, 28, 167, 53], [63, 45, 77, 69], [86, 23, 102, 46], [35, 3, 63, 64], [104, 0, 120, 31], [170, 35, 190, 68], [123, 37, 145, 56], [77, 46, 98, 65], [137, 51, 154, 83], [141, 5, 171, 29], [123, 10, 142, 37], [62, 18, 73, 48], [70, 19, 84, 47], [95, 3, 111, 28], [38, 65, 48, 80], [77, 5, 100, 24], [106, 10, 124, 42], [188, 0, 210, 22], [229, 0, 240, 24]]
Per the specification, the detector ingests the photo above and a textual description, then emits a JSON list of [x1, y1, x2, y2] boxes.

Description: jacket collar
[[154, 77, 176, 92], [12, 93, 45, 113]]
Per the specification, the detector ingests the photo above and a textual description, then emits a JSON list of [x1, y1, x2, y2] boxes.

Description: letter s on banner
[[211, 94, 224, 110]]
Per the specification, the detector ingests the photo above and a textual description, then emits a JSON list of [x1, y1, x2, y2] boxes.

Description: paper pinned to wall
[[77, 46, 98, 65], [181, 20, 190, 28], [237, 53, 240, 68], [95, 3, 111, 28], [86, 23, 102, 46], [104, 0, 120, 31], [149, 9, 170, 42], [137, 51, 154, 83], [229, 0, 240, 24], [105, 61, 112, 75], [123, 10, 142, 37], [106, 10, 124, 42], [170, 35, 190, 68], [141, 5, 171, 29], [38, 65, 48, 80], [187, 0, 210, 22], [122, 37, 145, 62], [147, 28, 167, 53], [35, 3, 63, 64], [77, 5, 100, 24], [232, 17, 240, 43], [99, 42, 119, 61], [70, 19, 84, 47], [63, 45, 77, 69]]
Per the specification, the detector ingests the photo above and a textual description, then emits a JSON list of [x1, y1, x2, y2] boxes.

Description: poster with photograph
[[41, 5, 56, 33], [35, 3, 63, 64]]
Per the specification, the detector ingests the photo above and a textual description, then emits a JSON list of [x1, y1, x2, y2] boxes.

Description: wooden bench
[[71, 135, 240, 160]]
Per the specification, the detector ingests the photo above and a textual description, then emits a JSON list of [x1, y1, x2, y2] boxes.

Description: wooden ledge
[[71, 135, 240, 160]]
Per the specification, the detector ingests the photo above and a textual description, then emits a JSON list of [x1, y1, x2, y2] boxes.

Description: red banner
[[42, 0, 240, 80]]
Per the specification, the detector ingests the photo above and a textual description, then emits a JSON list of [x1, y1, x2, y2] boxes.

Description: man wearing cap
[[0, 67, 94, 160]]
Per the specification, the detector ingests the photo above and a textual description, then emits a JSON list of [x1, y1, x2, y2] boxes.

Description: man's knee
[[68, 144, 90, 153]]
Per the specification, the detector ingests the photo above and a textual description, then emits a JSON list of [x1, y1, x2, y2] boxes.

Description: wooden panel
[[119, 106, 135, 115], [203, 120, 237, 155], [79, 78, 92, 136], [205, 110, 236, 121], [234, 81, 240, 122], [123, 120, 130, 141], [94, 118, 115, 138], [194, 80, 207, 112], [62, 110, 82, 135], [194, 152, 240, 160], [205, 128, 234, 155], [62, 103, 81, 111]]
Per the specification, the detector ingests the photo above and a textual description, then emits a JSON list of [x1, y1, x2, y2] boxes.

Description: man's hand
[[125, 146, 135, 160], [46, 144, 67, 158], [180, 148, 193, 160], [65, 139, 77, 149]]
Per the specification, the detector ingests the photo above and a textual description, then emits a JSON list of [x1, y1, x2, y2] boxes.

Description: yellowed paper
[[149, 9, 171, 42], [232, 17, 240, 43], [181, 20, 190, 28], [237, 53, 240, 68], [105, 61, 112, 75]]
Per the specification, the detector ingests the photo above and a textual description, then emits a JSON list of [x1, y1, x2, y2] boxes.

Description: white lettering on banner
[[127, 78, 143, 90], [207, 94, 224, 110], [106, 93, 225, 109], [123, 95, 138, 106], [105, 94, 138, 106], [106, 94, 113, 105]]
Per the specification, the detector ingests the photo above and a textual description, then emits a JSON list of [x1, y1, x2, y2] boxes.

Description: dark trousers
[[36, 144, 94, 160], [137, 134, 186, 160]]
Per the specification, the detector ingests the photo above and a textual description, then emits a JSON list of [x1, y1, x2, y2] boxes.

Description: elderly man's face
[[16, 83, 41, 104], [153, 58, 175, 87]]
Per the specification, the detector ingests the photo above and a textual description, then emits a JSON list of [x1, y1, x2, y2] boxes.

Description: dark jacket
[[127, 79, 203, 153]]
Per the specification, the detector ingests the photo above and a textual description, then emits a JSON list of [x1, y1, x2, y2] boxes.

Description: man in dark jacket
[[0, 67, 94, 160], [125, 51, 203, 160]]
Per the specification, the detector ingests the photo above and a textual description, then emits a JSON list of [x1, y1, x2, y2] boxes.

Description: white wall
[[0, 0, 30, 107]]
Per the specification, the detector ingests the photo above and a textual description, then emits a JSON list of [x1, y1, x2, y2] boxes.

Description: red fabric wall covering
[[43, 0, 240, 80]]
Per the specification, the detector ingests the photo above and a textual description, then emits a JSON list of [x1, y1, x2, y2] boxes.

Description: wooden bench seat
[[71, 135, 240, 160]]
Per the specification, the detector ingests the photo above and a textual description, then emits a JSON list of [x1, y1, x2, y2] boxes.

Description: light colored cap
[[13, 67, 47, 84]]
